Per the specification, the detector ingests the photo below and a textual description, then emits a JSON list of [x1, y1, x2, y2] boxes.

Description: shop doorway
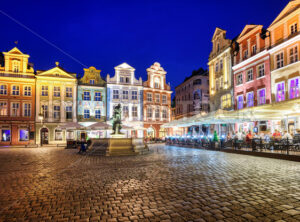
[[41, 128, 49, 145], [147, 127, 155, 138]]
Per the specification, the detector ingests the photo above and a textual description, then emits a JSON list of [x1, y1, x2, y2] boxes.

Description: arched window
[[154, 78, 160, 89]]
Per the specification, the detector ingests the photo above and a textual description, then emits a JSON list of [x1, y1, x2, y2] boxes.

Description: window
[[237, 95, 243, 110], [220, 60, 223, 70], [155, 94, 160, 103], [257, 64, 265, 78], [247, 92, 254, 107], [2, 129, 11, 141], [236, 73, 243, 85], [125, 77, 130, 83], [66, 87, 72, 98], [95, 92, 102, 101], [244, 50, 248, 59], [120, 77, 124, 83], [66, 106, 72, 120], [155, 107, 160, 119], [12, 85, 19, 95], [53, 87, 60, 97], [221, 94, 231, 109], [147, 107, 152, 118], [246, 69, 253, 82], [276, 52, 284, 69], [162, 109, 167, 119], [132, 106, 137, 117], [290, 23, 298, 35], [12, 60, 20, 73], [132, 91, 137, 100], [41, 86, 48, 96], [95, 109, 101, 119], [154, 78, 160, 89], [83, 91, 90, 101], [84, 109, 90, 119], [23, 86, 32, 96], [215, 62, 219, 72], [217, 43, 220, 52], [252, 45, 257, 55], [258, 89, 266, 105], [113, 90, 119, 99], [42, 105, 48, 119], [162, 95, 167, 104], [55, 129, 63, 141], [11, 103, 20, 117], [123, 106, 129, 118], [53, 105, 60, 119], [0, 85, 7, 95], [0, 102, 7, 116], [193, 79, 202, 85], [276, 82, 285, 102], [66, 131, 75, 140], [23, 103, 31, 117], [289, 78, 299, 99], [89, 79, 95, 85], [289, 46, 298, 64], [19, 129, 29, 141], [147, 93, 152, 102], [122, 91, 129, 100]]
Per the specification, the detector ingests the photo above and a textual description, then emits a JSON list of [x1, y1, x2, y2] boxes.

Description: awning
[[60, 122, 87, 130], [88, 122, 112, 130]]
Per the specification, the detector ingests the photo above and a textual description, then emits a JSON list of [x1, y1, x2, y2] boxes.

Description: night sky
[[0, 0, 288, 91]]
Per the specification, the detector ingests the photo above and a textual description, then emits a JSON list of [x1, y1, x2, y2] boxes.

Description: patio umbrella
[[88, 122, 112, 130], [60, 122, 86, 130]]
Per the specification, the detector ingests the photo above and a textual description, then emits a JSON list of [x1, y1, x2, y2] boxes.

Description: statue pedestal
[[111, 134, 126, 139]]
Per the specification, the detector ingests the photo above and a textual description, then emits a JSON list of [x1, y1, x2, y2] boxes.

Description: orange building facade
[[143, 62, 172, 138], [0, 47, 36, 146]]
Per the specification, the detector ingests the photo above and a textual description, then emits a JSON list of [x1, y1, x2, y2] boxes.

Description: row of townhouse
[[207, 0, 300, 134], [0, 48, 171, 146]]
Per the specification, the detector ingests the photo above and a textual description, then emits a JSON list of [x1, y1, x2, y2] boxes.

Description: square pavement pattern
[[0, 145, 300, 221]]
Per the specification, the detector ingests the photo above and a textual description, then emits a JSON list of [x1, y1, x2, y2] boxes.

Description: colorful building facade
[[77, 66, 106, 139], [143, 62, 172, 138], [35, 62, 77, 145], [0, 47, 35, 146], [106, 63, 144, 138]]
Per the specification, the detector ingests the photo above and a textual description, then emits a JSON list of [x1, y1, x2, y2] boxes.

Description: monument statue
[[111, 104, 122, 135]]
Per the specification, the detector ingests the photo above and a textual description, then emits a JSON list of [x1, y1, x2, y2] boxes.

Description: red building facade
[[233, 25, 271, 110]]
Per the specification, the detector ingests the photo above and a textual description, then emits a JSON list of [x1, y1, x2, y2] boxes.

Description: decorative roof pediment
[[237, 25, 263, 42], [79, 66, 105, 86], [115, 62, 135, 70], [212, 27, 226, 41], [37, 65, 76, 79], [7, 47, 23, 55], [269, 0, 300, 28]]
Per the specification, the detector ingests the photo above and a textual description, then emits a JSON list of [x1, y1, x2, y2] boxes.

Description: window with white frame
[[155, 94, 160, 103], [53, 86, 60, 97], [220, 59, 223, 70], [12, 60, 20, 73], [42, 105, 48, 118], [123, 106, 129, 118], [122, 90, 128, 100], [113, 90, 119, 99], [131, 91, 137, 100], [41, 86, 48, 96], [11, 102, 20, 116], [120, 77, 124, 83], [257, 64, 265, 78], [155, 107, 160, 118], [19, 129, 29, 141], [55, 129, 63, 141], [237, 95, 244, 110], [24, 86, 31, 96], [247, 92, 254, 107], [162, 95, 167, 104], [276, 82, 285, 102], [132, 106, 137, 118], [252, 45, 257, 55], [147, 107, 152, 118], [95, 109, 101, 119], [0, 85, 7, 95], [53, 105, 60, 119], [154, 78, 160, 89], [246, 69, 253, 82], [289, 45, 298, 64], [23, 103, 31, 117], [244, 50, 248, 59], [95, 92, 101, 101], [0, 102, 7, 116], [89, 79, 95, 85], [290, 23, 298, 35], [83, 91, 90, 101], [162, 108, 167, 119], [276, 52, 284, 69], [289, 77, 300, 99], [236, 73, 243, 85], [84, 109, 90, 118], [66, 87, 72, 98], [258, 88, 266, 105], [66, 106, 72, 120], [12, 85, 19, 95], [147, 93, 152, 102]]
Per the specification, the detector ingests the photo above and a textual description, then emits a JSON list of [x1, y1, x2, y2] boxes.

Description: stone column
[[256, 33, 260, 52]]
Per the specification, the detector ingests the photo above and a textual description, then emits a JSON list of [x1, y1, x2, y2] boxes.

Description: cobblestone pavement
[[0, 145, 300, 222]]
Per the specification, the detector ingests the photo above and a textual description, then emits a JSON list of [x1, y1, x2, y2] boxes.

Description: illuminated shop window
[[237, 95, 243, 110], [2, 129, 11, 141], [19, 129, 29, 141], [276, 82, 285, 102], [55, 129, 63, 141], [289, 78, 299, 99], [258, 89, 266, 105], [221, 94, 231, 109], [247, 92, 254, 107]]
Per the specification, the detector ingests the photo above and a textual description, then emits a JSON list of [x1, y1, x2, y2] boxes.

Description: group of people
[[228, 129, 298, 143]]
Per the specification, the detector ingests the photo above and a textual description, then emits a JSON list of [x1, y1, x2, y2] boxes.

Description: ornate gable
[[237, 25, 263, 43], [37, 62, 76, 79], [79, 66, 105, 86], [209, 28, 231, 60]]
